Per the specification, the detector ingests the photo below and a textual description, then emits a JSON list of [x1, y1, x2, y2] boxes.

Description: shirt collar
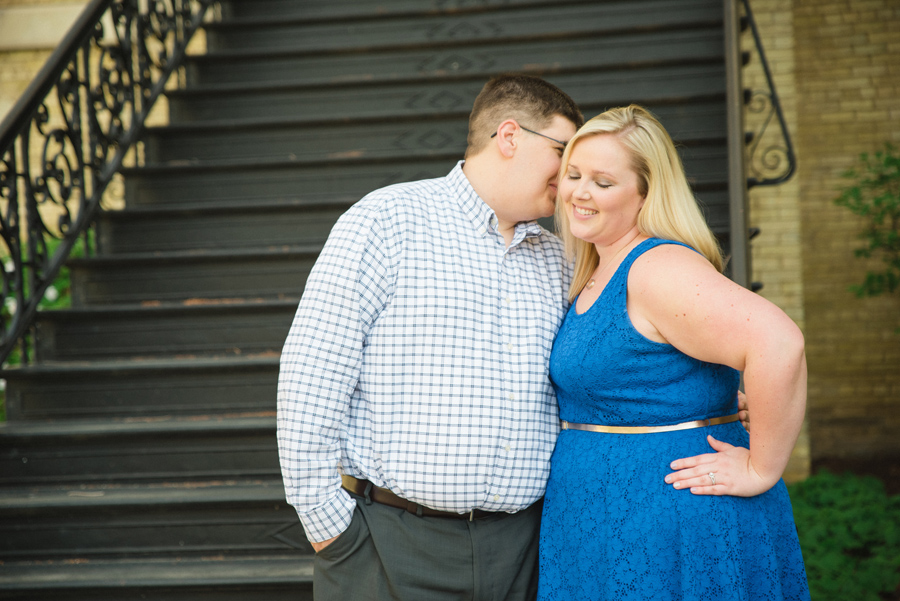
[[448, 161, 545, 241]]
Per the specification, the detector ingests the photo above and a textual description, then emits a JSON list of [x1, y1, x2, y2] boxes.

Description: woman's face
[[559, 133, 645, 247]]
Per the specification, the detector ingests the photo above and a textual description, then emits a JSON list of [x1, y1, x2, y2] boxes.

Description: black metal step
[[97, 200, 345, 254], [185, 27, 723, 88], [123, 144, 728, 206], [220, 0, 586, 22], [0, 555, 313, 601], [66, 246, 316, 306], [1, 356, 279, 421], [35, 300, 296, 362], [0, 415, 279, 486], [167, 63, 725, 124], [145, 101, 727, 165], [144, 116, 469, 164], [122, 155, 460, 207], [0, 479, 308, 560], [206, 0, 721, 54]]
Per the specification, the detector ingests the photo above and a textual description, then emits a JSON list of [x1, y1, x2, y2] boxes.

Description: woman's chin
[[569, 228, 595, 244]]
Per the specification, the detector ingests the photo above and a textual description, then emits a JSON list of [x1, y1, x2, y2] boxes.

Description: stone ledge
[[0, 3, 87, 52]]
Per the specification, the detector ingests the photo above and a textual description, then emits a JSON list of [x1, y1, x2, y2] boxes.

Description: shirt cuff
[[298, 487, 357, 543]]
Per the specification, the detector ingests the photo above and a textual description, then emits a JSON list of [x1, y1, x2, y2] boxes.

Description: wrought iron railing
[[0, 0, 216, 365], [740, 0, 797, 188]]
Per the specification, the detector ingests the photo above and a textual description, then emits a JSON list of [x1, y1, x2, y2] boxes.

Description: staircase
[[0, 0, 735, 597]]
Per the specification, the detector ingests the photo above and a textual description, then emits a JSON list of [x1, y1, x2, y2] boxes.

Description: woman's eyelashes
[[567, 171, 612, 189], [566, 171, 613, 190]]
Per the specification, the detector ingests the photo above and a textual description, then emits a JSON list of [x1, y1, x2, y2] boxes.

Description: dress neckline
[[573, 238, 658, 317]]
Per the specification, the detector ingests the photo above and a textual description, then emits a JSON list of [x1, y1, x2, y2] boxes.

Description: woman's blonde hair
[[555, 105, 725, 301]]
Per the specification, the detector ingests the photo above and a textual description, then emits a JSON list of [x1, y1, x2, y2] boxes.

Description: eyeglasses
[[490, 125, 567, 147]]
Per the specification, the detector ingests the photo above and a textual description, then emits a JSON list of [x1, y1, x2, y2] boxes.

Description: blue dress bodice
[[549, 238, 740, 426]]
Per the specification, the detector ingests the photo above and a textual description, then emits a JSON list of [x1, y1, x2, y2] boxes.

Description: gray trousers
[[313, 492, 542, 601]]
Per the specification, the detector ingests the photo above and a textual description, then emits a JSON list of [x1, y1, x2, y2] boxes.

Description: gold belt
[[560, 413, 739, 434]]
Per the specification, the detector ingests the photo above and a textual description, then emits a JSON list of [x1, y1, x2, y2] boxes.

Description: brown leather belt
[[341, 475, 499, 521], [560, 413, 740, 434]]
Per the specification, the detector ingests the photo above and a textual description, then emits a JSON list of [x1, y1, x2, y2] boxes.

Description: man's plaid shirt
[[277, 162, 572, 542]]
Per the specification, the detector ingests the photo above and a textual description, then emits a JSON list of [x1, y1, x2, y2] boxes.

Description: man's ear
[[494, 119, 520, 158]]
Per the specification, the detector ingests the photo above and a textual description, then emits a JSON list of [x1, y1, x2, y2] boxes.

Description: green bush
[[789, 470, 900, 601], [834, 142, 900, 301]]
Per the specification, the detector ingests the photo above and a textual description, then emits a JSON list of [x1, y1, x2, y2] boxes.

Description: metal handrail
[[0, 0, 215, 365], [740, 0, 797, 188]]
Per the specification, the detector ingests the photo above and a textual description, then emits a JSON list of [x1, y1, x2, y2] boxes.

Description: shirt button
[[504, 445, 511, 452], [507, 393, 515, 401], [506, 343, 514, 351], [504, 296, 511, 305], [493, 495, 500, 501]]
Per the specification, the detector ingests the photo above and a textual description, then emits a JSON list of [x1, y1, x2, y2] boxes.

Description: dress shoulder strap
[[605, 238, 696, 308], [622, 238, 694, 270]]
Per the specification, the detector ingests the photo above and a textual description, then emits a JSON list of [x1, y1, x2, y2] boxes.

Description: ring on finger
[[708, 472, 716, 486]]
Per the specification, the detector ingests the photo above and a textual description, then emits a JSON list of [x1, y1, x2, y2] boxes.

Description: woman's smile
[[572, 204, 598, 217]]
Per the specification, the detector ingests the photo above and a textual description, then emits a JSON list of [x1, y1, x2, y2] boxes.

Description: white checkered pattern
[[277, 162, 572, 542]]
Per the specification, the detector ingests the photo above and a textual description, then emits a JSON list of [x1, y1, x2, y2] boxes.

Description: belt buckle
[[469, 509, 475, 522]]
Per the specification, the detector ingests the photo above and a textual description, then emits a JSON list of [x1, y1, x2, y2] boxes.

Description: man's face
[[507, 115, 577, 223]]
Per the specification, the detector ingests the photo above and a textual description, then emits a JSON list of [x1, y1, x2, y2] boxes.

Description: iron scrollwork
[[0, 0, 215, 365], [741, 0, 797, 188]]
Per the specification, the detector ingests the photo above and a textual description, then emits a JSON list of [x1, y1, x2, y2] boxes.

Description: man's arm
[[277, 202, 394, 545]]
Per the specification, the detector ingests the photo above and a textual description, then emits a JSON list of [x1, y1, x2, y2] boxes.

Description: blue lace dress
[[538, 238, 810, 601]]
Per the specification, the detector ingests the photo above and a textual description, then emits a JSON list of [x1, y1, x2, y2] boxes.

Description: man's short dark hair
[[465, 74, 584, 157]]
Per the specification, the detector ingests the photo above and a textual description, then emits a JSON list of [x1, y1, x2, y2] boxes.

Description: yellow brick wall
[[791, 0, 900, 462], [0, 49, 53, 122], [0, 0, 87, 121]]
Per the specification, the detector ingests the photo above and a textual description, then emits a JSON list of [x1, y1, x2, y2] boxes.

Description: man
[[277, 74, 582, 600]]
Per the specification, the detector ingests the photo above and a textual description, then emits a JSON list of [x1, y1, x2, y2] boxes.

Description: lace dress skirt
[[538, 420, 810, 601]]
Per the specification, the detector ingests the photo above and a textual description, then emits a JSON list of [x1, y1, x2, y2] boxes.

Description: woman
[[538, 105, 810, 600]]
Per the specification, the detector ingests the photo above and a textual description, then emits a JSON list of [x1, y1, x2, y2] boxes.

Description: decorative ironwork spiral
[[745, 90, 792, 186], [741, 0, 796, 188]]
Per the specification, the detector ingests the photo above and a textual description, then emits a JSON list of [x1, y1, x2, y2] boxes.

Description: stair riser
[[145, 119, 468, 165], [220, 0, 546, 20], [206, 0, 720, 54], [1, 431, 279, 486], [3, 365, 278, 420], [123, 158, 458, 206], [35, 308, 295, 362], [0, 584, 313, 601], [97, 207, 347, 254], [168, 65, 725, 124], [147, 104, 727, 165], [68, 254, 315, 306], [186, 29, 723, 87], [124, 143, 728, 208], [0, 503, 311, 560], [169, 79, 485, 123]]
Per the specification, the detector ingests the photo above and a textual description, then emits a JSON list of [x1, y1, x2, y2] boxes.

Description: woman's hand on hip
[[664, 435, 778, 497]]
